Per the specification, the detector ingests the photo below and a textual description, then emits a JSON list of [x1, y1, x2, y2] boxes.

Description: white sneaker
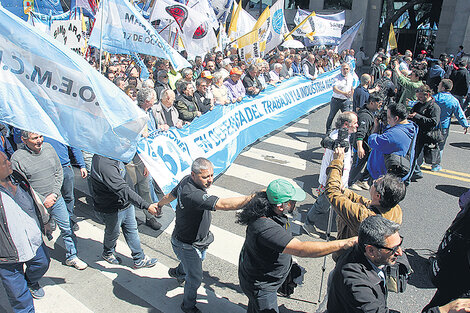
[[302, 223, 321, 238], [349, 183, 363, 191], [65, 257, 88, 270], [356, 181, 370, 190]]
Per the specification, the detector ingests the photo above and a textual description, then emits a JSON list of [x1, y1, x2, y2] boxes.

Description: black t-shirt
[[171, 175, 219, 245], [238, 213, 294, 291]]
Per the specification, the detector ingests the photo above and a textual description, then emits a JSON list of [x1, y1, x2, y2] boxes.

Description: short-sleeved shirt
[[170, 175, 219, 245], [238, 214, 293, 291], [332, 73, 354, 100]]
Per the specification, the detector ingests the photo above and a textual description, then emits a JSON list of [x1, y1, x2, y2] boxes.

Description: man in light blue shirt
[[433, 79, 469, 171]]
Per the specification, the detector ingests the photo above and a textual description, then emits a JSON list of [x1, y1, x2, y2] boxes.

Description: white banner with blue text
[[139, 67, 358, 194]]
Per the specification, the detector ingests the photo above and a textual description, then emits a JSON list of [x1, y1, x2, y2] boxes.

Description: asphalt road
[[1, 103, 469, 313]]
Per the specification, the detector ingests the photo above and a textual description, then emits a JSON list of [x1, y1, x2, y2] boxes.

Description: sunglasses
[[373, 236, 403, 254]]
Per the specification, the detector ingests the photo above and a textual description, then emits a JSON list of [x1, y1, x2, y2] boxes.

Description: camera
[[321, 127, 350, 153]]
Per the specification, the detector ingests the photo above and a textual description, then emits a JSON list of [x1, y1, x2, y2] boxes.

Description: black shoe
[[146, 218, 162, 230], [50, 218, 57, 231], [169, 267, 185, 286], [181, 303, 201, 313], [411, 173, 424, 181]]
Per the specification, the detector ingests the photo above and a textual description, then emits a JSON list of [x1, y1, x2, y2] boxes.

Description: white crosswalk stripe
[[261, 135, 308, 150], [240, 147, 307, 170]]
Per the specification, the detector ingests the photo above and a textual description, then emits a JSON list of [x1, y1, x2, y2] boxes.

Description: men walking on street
[[0, 151, 51, 312], [90, 154, 159, 268], [432, 79, 469, 171], [154, 158, 254, 313], [11, 131, 87, 270], [326, 63, 354, 133]]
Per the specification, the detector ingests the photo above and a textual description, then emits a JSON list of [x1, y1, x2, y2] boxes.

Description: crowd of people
[[1, 42, 470, 313]]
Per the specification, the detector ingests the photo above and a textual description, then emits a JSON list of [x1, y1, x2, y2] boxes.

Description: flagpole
[[283, 9, 315, 40], [98, 0, 105, 74]]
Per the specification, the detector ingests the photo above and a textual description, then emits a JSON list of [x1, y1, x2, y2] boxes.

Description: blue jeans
[[98, 205, 144, 262], [171, 236, 206, 309], [0, 244, 50, 313], [61, 165, 76, 223], [50, 197, 77, 260], [435, 128, 450, 167], [306, 193, 335, 226]]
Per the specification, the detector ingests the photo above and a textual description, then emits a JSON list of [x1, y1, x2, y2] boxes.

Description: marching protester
[[153, 89, 184, 130], [224, 67, 246, 102], [432, 79, 469, 171], [153, 158, 254, 313], [175, 82, 202, 123], [326, 62, 354, 133], [90, 153, 160, 267], [11, 131, 88, 270], [407, 84, 441, 181], [237, 179, 357, 313], [0, 151, 51, 311]]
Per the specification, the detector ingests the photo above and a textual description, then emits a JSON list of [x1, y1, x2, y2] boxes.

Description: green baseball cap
[[266, 179, 306, 204]]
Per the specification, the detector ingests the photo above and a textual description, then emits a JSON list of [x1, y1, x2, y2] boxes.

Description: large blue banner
[[0, 6, 148, 162], [139, 67, 359, 194]]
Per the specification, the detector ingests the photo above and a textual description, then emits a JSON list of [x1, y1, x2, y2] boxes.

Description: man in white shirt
[[326, 63, 355, 133]]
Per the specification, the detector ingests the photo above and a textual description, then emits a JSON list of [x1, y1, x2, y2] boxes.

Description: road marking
[[241, 147, 307, 170], [46, 217, 244, 313], [297, 118, 309, 125], [208, 185, 243, 198], [449, 130, 469, 135], [35, 277, 94, 313], [261, 136, 308, 151], [422, 168, 470, 183], [281, 125, 309, 134], [223, 163, 304, 189], [421, 165, 470, 178]]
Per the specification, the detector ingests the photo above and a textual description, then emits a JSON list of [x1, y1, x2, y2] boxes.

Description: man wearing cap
[[237, 179, 357, 313], [224, 67, 246, 102], [153, 158, 254, 313], [219, 58, 233, 80]]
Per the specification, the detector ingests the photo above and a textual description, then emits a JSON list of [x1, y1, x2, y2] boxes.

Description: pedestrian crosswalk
[[1, 114, 325, 313]]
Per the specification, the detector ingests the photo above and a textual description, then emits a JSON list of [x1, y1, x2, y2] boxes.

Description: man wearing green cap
[[236, 179, 357, 313]]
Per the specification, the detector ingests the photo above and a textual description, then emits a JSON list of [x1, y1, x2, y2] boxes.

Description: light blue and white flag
[[337, 19, 362, 53], [88, 0, 190, 71], [303, 11, 345, 46], [131, 53, 150, 80], [0, 6, 148, 162]]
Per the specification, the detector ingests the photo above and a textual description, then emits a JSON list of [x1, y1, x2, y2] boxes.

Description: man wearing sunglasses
[[328, 215, 470, 313]]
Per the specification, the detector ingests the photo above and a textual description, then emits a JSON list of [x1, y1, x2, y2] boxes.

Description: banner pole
[[98, 0, 105, 74], [283, 9, 315, 40]]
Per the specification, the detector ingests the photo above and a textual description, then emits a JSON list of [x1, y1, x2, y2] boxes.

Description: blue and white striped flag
[[89, 0, 190, 71], [0, 6, 148, 162]]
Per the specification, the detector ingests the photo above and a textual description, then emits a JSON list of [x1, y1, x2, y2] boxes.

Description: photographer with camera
[[367, 102, 418, 182], [303, 112, 358, 237], [349, 94, 383, 191]]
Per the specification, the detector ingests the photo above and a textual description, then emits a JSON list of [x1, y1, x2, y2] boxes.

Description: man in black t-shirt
[[153, 158, 254, 313], [236, 179, 357, 313]]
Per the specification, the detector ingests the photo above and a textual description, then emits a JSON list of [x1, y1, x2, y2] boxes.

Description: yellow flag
[[388, 23, 397, 50]]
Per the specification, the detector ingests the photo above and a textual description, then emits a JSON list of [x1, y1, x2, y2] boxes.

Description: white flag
[[150, 0, 217, 56], [264, 0, 288, 53]]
